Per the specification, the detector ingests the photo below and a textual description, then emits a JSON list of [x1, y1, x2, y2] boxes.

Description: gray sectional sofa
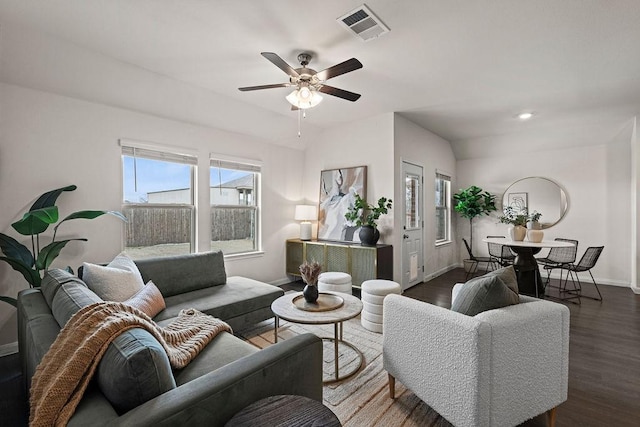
[[18, 251, 323, 426]]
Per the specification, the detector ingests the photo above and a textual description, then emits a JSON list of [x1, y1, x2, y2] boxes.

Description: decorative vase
[[359, 225, 380, 246], [508, 225, 527, 241], [303, 283, 319, 303], [527, 229, 544, 243]]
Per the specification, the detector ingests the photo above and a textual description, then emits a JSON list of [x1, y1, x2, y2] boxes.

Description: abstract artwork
[[507, 192, 528, 214], [317, 166, 367, 242]]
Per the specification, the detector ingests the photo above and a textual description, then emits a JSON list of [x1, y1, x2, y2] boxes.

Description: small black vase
[[359, 225, 380, 246], [303, 284, 319, 303]]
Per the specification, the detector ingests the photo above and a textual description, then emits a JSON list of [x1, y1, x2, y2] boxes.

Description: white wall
[[393, 114, 458, 282], [0, 82, 304, 345], [456, 131, 632, 287], [300, 113, 397, 272]]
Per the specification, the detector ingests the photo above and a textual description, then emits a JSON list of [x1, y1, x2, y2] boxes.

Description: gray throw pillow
[[451, 273, 519, 316], [485, 266, 519, 296]]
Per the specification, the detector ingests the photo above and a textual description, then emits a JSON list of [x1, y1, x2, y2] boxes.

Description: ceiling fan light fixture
[[286, 87, 323, 109]]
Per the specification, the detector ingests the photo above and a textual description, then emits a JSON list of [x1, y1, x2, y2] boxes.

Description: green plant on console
[[344, 193, 393, 228], [0, 185, 126, 307], [453, 185, 497, 251]]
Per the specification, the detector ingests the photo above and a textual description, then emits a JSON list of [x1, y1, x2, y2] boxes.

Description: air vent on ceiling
[[337, 4, 390, 42]]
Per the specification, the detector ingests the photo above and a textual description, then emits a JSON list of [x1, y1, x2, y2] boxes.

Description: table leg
[[334, 323, 339, 381], [274, 316, 279, 343], [510, 246, 544, 297], [339, 321, 343, 341]]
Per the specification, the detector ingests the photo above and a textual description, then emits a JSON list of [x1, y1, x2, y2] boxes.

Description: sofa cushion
[[451, 272, 519, 316], [41, 269, 88, 308], [153, 276, 283, 323], [50, 281, 102, 327], [123, 281, 166, 318], [82, 253, 145, 301], [172, 331, 258, 386], [96, 328, 176, 414], [134, 251, 227, 297]]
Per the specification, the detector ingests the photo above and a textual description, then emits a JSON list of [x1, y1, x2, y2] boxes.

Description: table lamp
[[294, 205, 318, 241]]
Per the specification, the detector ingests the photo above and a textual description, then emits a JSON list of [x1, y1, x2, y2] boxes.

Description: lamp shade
[[286, 88, 323, 109], [294, 205, 318, 221]]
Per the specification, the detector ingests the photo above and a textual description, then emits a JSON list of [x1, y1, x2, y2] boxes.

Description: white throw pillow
[[82, 252, 145, 302]]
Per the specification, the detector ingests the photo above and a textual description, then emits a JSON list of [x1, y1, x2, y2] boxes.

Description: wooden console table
[[286, 239, 393, 288]]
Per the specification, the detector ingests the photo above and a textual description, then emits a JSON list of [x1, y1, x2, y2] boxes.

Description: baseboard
[[423, 263, 460, 283], [632, 285, 640, 295], [0, 342, 18, 357], [270, 276, 299, 287], [544, 271, 630, 288]]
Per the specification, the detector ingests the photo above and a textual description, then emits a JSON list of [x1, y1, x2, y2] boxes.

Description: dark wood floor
[[2, 269, 639, 426]]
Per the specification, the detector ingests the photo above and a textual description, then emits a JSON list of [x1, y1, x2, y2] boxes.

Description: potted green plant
[[0, 185, 126, 307], [453, 185, 497, 252], [498, 206, 528, 241], [345, 193, 393, 246]]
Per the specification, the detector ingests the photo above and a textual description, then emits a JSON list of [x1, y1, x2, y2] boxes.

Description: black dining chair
[[537, 238, 578, 292], [558, 246, 604, 301], [486, 235, 515, 267], [462, 238, 497, 280]]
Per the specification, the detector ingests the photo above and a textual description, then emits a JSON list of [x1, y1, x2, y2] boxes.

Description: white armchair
[[383, 291, 569, 427]]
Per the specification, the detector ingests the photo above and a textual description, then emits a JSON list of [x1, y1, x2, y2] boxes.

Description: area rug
[[237, 314, 452, 426]]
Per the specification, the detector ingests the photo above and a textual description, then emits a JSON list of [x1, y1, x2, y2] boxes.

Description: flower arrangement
[[299, 260, 322, 286]]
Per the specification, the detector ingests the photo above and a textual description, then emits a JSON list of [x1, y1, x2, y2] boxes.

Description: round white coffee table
[[271, 292, 363, 384]]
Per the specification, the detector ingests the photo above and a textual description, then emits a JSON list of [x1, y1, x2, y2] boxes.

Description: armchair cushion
[[451, 271, 519, 316]]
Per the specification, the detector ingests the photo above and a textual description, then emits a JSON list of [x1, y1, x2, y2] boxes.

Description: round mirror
[[502, 177, 568, 229]]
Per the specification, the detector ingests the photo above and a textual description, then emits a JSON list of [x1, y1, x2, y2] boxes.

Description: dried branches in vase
[[299, 261, 321, 303], [299, 260, 321, 286]]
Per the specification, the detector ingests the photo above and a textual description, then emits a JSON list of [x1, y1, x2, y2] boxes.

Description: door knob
[[403, 234, 409, 239]]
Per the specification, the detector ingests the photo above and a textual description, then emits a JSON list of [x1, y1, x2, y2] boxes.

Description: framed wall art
[[507, 192, 528, 214], [317, 166, 367, 242]]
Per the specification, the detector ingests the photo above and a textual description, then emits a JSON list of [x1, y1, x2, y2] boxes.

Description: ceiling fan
[[238, 52, 363, 109]]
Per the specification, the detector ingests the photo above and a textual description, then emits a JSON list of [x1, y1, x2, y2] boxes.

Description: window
[[435, 172, 451, 244], [210, 157, 261, 255], [121, 144, 196, 259]]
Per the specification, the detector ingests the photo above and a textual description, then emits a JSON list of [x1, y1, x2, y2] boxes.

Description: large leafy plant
[[0, 185, 126, 307], [453, 185, 497, 251], [345, 193, 393, 228]]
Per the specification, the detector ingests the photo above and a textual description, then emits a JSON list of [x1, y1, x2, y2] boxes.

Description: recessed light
[[517, 112, 534, 120]]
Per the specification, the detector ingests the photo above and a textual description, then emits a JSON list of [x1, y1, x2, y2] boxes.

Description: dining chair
[[462, 238, 496, 280], [558, 246, 604, 301], [538, 238, 578, 292], [486, 235, 515, 267]]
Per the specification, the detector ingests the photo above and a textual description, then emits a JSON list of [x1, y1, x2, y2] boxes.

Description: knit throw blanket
[[29, 302, 232, 427]]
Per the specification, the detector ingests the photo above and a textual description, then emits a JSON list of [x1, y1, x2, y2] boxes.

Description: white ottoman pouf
[[318, 272, 352, 294], [361, 279, 402, 333]]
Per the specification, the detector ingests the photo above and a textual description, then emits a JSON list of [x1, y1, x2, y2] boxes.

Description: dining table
[[482, 237, 576, 297]]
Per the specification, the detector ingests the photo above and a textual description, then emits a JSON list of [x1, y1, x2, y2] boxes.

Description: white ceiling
[[1, 0, 639, 158]]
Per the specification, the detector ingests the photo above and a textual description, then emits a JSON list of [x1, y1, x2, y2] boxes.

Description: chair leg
[[388, 373, 396, 399], [547, 407, 557, 427], [581, 270, 603, 301]]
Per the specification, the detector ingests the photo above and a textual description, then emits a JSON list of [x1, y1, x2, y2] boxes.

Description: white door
[[401, 161, 424, 290]]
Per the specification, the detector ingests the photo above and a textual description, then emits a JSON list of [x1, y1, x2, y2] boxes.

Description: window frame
[[435, 172, 452, 246], [120, 140, 197, 258], [209, 154, 262, 257]]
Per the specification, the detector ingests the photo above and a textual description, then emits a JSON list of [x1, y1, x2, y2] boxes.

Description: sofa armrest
[[111, 333, 323, 427], [383, 294, 492, 425]]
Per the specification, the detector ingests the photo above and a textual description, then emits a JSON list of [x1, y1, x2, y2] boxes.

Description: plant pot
[[527, 229, 544, 243], [303, 284, 319, 303], [463, 259, 476, 273], [508, 225, 527, 241], [359, 225, 380, 246]]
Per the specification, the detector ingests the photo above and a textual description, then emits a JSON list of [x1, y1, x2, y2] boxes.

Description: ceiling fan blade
[[261, 52, 300, 77], [238, 83, 291, 92], [318, 85, 361, 102], [315, 58, 363, 81]]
